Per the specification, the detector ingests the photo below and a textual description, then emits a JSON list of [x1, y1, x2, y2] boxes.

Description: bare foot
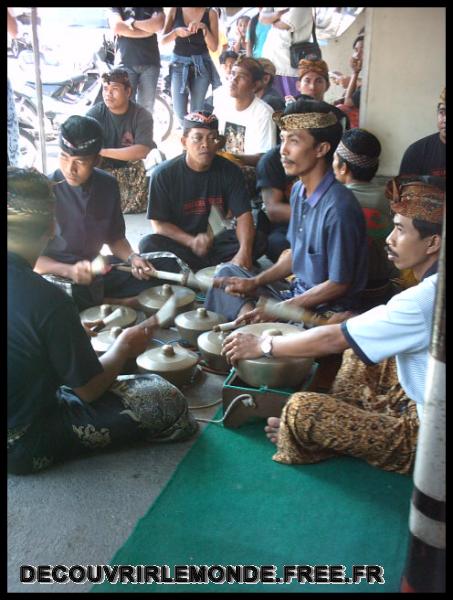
[[264, 416, 280, 444]]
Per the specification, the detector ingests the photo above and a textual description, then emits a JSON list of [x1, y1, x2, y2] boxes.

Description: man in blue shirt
[[222, 176, 444, 474], [205, 98, 368, 321]]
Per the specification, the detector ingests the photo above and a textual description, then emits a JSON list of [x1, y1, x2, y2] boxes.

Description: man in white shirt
[[215, 56, 277, 167], [222, 176, 444, 474]]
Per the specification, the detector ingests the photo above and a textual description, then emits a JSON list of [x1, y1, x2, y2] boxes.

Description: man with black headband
[[34, 115, 159, 310], [86, 68, 156, 213], [8, 167, 197, 475], [222, 176, 444, 474], [138, 110, 265, 272], [205, 98, 368, 322]]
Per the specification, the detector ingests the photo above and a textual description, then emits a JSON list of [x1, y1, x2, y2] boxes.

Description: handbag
[[289, 17, 321, 68]]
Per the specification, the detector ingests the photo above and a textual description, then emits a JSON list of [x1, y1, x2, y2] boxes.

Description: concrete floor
[[7, 209, 225, 593]]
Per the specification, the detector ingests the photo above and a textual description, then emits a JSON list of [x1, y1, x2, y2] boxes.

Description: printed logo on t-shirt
[[224, 122, 246, 154], [121, 131, 135, 147], [183, 196, 224, 215]]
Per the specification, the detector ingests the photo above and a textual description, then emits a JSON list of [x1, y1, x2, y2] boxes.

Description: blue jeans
[[118, 64, 160, 115], [170, 62, 211, 128]]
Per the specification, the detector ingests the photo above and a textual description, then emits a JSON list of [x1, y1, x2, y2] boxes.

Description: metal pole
[[401, 214, 446, 592], [31, 7, 47, 174]]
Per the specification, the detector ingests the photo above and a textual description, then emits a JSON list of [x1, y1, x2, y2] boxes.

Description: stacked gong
[[231, 323, 314, 389]]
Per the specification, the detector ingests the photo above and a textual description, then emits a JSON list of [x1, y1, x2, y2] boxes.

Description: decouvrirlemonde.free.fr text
[[20, 564, 385, 585]]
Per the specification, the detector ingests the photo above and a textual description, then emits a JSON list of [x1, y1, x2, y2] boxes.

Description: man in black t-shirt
[[138, 111, 266, 272], [399, 88, 446, 178], [108, 8, 165, 116], [256, 144, 296, 263], [87, 69, 156, 213]]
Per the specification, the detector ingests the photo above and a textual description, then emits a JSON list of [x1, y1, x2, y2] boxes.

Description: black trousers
[[138, 229, 267, 273]]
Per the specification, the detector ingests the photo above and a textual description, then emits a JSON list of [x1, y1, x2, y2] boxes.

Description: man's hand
[[112, 317, 157, 359], [230, 250, 253, 271], [221, 332, 262, 366], [234, 306, 277, 326], [212, 276, 258, 298], [81, 319, 103, 337], [130, 255, 155, 280], [190, 233, 213, 257], [71, 260, 95, 285]]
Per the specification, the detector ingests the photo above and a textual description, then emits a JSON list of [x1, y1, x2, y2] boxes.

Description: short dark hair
[[283, 98, 343, 164], [234, 56, 265, 83], [337, 128, 381, 181], [412, 219, 442, 238], [353, 34, 364, 49], [219, 50, 239, 64]]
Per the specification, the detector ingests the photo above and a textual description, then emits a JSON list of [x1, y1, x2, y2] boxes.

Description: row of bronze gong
[[79, 270, 320, 427]]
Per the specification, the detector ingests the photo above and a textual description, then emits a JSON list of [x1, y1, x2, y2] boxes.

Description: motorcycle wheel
[[153, 94, 173, 143], [17, 128, 38, 169]]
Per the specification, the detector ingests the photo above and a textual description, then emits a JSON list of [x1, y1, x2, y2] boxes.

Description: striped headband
[[273, 111, 337, 130], [336, 141, 379, 168]]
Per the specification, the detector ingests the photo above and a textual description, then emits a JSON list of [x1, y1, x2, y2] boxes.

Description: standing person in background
[[246, 8, 271, 59], [161, 7, 221, 129], [230, 15, 250, 56], [7, 7, 20, 166], [260, 7, 314, 99], [108, 8, 165, 117], [399, 88, 446, 178], [209, 7, 228, 70]]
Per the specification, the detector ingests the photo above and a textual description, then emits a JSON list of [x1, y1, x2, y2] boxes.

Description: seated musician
[[8, 167, 198, 475], [138, 110, 266, 273], [205, 98, 368, 322], [34, 115, 161, 311], [222, 176, 444, 474]]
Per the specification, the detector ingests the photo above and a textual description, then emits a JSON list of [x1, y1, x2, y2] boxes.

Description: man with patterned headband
[[205, 98, 367, 322], [8, 167, 198, 475], [333, 128, 399, 310], [138, 110, 265, 272], [222, 176, 444, 474], [34, 115, 161, 311], [399, 88, 446, 178], [86, 68, 157, 213]]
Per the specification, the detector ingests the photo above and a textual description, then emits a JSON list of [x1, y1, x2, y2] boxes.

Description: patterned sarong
[[100, 160, 149, 214], [274, 349, 419, 474], [8, 374, 198, 474]]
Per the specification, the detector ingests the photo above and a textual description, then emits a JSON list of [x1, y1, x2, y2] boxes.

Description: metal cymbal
[[136, 343, 198, 387], [234, 322, 314, 389], [175, 307, 226, 346], [137, 284, 196, 318], [80, 304, 137, 331]]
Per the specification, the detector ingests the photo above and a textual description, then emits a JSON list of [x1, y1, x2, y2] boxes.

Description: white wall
[[361, 7, 446, 176]]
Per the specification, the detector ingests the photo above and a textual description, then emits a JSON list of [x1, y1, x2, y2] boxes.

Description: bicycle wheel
[[153, 94, 173, 143]]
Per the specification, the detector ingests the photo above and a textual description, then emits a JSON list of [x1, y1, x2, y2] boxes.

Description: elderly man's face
[[437, 103, 446, 143]]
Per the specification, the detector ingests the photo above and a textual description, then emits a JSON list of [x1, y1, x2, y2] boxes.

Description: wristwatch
[[260, 336, 273, 358]]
